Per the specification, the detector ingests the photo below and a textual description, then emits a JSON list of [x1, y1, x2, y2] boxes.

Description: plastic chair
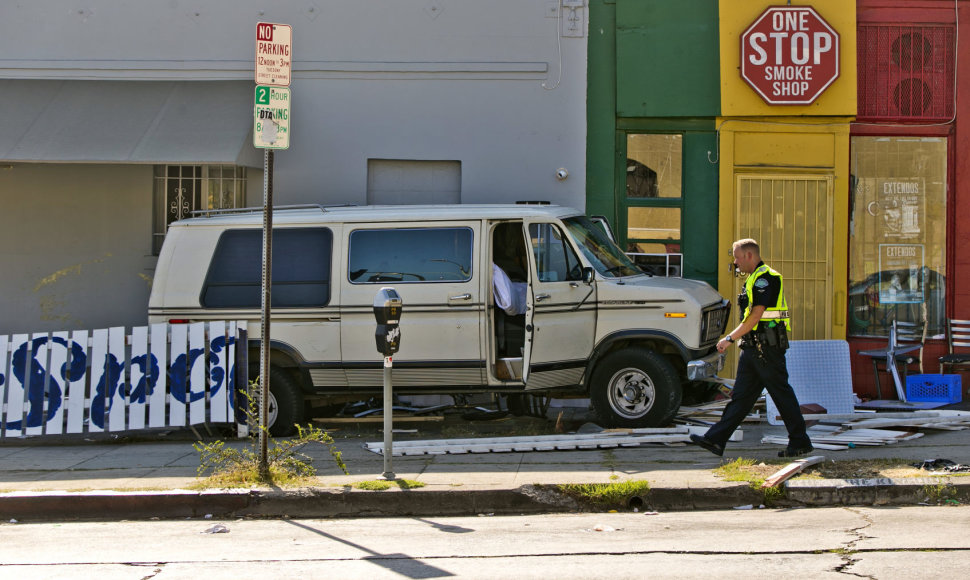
[[939, 318, 970, 375]]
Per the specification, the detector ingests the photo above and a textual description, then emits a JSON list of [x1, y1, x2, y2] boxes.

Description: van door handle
[[535, 293, 551, 302], [449, 293, 472, 301]]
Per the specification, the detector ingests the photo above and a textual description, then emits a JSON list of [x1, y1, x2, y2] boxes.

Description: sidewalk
[[2, 412, 970, 521]]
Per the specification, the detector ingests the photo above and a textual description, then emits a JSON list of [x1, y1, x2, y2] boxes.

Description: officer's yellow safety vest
[[744, 264, 791, 332]]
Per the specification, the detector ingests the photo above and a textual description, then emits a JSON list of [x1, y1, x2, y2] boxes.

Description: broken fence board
[[762, 455, 825, 488]]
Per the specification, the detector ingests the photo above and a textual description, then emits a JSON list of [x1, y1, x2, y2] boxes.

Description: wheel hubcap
[[608, 368, 656, 419]]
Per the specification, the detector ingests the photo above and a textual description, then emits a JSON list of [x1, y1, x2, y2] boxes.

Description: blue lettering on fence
[[4, 337, 86, 431], [1, 333, 236, 432], [89, 352, 124, 429]]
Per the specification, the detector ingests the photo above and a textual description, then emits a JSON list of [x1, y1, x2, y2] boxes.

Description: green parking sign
[[253, 85, 290, 149]]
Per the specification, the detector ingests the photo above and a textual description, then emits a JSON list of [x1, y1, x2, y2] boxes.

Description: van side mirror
[[582, 266, 595, 285]]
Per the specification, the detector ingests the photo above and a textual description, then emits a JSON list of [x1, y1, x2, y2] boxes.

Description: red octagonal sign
[[740, 6, 840, 105]]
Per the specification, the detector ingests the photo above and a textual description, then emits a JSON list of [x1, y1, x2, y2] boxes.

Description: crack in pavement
[[832, 507, 876, 579]]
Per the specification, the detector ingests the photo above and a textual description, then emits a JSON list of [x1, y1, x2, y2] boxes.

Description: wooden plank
[[313, 415, 445, 424], [45, 331, 70, 435], [107, 327, 127, 432], [5, 334, 30, 437], [128, 326, 149, 430], [188, 322, 206, 426], [847, 416, 970, 429], [64, 330, 89, 434], [762, 456, 825, 488], [232, 321, 247, 437], [0, 335, 9, 436], [208, 321, 229, 424], [24, 333, 49, 436], [88, 329, 108, 433], [168, 324, 188, 427], [148, 323, 168, 428]]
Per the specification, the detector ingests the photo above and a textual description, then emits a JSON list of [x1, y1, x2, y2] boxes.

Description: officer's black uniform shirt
[[748, 261, 782, 331]]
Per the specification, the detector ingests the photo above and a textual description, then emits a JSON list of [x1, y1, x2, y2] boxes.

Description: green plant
[[920, 482, 958, 505], [556, 480, 651, 507], [714, 457, 786, 506], [193, 383, 347, 488], [353, 479, 426, 491]]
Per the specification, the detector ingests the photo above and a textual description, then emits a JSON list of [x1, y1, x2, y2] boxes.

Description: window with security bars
[[152, 165, 247, 255], [857, 24, 956, 121]]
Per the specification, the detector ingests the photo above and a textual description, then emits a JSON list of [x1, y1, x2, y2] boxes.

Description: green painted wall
[[615, 0, 720, 117], [586, 1, 618, 221], [587, 0, 721, 286]]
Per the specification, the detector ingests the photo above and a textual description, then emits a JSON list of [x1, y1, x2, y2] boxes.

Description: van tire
[[589, 348, 681, 428], [248, 365, 305, 437]]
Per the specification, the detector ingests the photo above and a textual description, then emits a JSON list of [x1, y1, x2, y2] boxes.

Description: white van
[[149, 204, 730, 435]]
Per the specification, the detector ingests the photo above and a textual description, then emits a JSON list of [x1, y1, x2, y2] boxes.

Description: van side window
[[202, 228, 333, 308], [348, 228, 473, 283], [529, 223, 583, 282]]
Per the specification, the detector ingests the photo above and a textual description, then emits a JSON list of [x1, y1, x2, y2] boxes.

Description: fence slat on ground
[[0, 321, 247, 439]]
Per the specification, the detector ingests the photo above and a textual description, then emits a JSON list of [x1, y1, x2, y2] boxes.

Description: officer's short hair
[[732, 238, 760, 255]]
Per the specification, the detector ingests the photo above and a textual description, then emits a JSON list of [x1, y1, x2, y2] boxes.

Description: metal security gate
[[0, 321, 247, 439], [736, 174, 834, 341]]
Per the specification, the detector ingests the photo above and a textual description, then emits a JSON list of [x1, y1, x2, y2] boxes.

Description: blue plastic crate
[[905, 374, 962, 403]]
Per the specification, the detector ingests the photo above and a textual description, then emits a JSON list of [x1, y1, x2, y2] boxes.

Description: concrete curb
[[784, 476, 970, 506], [3, 477, 967, 522]]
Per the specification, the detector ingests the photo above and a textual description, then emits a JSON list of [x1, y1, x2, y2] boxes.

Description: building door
[[734, 174, 834, 341]]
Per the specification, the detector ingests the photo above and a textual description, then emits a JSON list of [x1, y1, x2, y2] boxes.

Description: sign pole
[[258, 149, 274, 476], [253, 21, 291, 476]]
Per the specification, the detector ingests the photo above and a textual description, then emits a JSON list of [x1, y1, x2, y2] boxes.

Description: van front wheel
[[590, 348, 681, 428]]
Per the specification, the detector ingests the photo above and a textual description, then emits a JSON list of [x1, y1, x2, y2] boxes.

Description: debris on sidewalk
[[761, 410, 970, 450], [762, 425, 922, 450], [364, 426, 712, 456], [202, 524, 229, 534], [911, 458, 970, 473], [761, 455, 825, 488], [676, 396, 763, 425]]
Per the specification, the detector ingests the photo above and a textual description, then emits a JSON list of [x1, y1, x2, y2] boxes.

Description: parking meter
[[373, 287, 402, 480], [374, 287, 402, 356]]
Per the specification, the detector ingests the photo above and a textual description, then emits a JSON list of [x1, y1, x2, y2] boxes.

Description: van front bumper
[[686, 350, 725, 381]]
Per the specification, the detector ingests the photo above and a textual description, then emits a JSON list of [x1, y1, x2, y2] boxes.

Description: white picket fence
[[0, 321, 247, 439]]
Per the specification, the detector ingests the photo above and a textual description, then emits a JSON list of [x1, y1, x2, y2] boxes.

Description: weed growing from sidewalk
[[920, 482, 960, 505], [555, 480, 650, 508], [352, 479, 426, 491], [714, 458, 784, 505], [193, 384, 348, 488]]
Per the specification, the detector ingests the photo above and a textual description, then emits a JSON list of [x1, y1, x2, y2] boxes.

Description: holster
[[758, 324, 789, 350]]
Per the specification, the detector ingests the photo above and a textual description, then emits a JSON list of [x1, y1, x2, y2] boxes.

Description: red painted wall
[[848, 0, 969, 399]]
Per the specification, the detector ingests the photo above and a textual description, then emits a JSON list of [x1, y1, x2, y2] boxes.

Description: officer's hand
[[716, 338, 730, 353]]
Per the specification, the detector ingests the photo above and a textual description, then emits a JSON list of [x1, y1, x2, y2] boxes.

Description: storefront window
[[848, 137, 947, 338], [625, 134, 682, 256]]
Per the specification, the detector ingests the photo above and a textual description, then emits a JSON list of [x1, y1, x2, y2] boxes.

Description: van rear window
[[202, 228, 333, 308], [348, 227, 473, 283]]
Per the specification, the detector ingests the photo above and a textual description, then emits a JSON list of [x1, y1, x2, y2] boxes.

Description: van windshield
[[562, 216, 641, 278]]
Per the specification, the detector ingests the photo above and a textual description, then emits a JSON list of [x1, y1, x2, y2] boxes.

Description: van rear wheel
[[590, 348, 681, 428]]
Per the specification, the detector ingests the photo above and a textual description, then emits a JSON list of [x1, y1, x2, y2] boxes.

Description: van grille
[[701, 302, 731, 345]]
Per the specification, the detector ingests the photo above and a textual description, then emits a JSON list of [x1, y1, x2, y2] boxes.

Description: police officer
[[690, 238, 813, 458]]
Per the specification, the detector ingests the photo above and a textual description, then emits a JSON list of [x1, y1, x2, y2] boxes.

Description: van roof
[[173, 203, 585, 226]]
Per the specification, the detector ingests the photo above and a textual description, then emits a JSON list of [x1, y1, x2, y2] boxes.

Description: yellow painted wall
[[717, 118, 851, 340], [720, 0, 856, 117]]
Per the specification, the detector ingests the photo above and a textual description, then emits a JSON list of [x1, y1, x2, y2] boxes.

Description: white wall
[[0, 164, 156, 334], [1, 1, 588, 207], [0, 1, 588, 332]]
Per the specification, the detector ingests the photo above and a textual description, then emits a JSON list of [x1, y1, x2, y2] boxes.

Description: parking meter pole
[[382, 356, 395, 480], [258, 149, 274, 477], [373, 287, 402, 480]]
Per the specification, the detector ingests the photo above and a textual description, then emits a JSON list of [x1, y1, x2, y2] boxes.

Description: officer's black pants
[[705, 344, 812, 449]]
